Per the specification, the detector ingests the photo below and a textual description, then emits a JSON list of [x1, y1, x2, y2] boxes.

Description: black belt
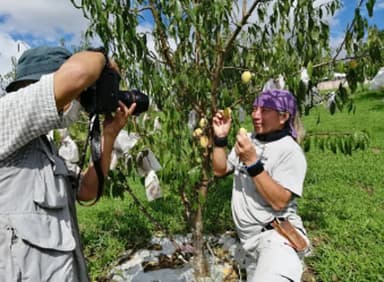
[[262, 217, 286, 232]]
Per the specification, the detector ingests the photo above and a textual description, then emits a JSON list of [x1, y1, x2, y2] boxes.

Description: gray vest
[[0, 136, 89, 281]]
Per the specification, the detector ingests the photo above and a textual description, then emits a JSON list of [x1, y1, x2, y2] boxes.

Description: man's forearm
[[53, 51, 107, 111], [212, 147, 228, 176], [252, 172, 292, 211], [78, 134, 116, 201]]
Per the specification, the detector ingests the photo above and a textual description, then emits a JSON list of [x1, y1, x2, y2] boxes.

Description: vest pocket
[[33, 153, 69, 209], [9, 214, 76, 251]]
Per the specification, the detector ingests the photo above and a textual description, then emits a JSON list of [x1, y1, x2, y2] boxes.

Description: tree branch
[[179, 184, 192, 224], [123, 177, 185, 253], [332, 0, 364, 61], [211, 0, 268, 113], [148, 0, 176, 71]]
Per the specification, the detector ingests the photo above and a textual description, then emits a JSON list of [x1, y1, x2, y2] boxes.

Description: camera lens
[[118, 89, 149, 115]]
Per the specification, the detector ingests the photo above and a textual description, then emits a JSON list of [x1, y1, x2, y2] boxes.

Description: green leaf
[[329, 100, 336, 115], [257, 8, 265, 22], [303, 137, 311, 152], [319, 137, 325, 151], [327, 136, 336, 154], [307, 61, 313, 79], [366, 0, 376, 17]]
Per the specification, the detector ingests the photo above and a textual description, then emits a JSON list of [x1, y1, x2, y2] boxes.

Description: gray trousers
[[0, 226, 79, 282]]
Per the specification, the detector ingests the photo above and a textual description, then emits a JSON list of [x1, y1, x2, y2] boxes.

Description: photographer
[[0, 46, 136, 281], [212, 89, 310, 282]]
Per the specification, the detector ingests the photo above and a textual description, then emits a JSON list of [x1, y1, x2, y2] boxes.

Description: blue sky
[[330, 0, 384, 39], [1, 0, 384, 77]]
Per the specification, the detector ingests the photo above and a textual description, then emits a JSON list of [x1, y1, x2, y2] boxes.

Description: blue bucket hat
[[6, 46, 72, 92]]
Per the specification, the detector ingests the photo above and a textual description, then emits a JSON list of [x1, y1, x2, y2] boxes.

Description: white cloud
[[0, 0, 91, 76], [0, 0, 89, 43], [0, 34, 28, 75], [136, 23, 157, 55]]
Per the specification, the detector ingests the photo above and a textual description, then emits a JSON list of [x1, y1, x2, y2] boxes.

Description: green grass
[[77, 180, 187, 279], [77, 89, 384, 281], [299, 90, 384, 281]]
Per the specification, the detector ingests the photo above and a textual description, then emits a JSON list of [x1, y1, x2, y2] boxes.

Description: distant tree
[[0, 56, 17, 95]]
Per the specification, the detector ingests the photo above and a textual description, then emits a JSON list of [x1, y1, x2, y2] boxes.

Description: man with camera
[[0, 46, 136, 281]]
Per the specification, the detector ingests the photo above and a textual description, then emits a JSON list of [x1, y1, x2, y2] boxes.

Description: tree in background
[[71, 0, 382, 279], [0, 54, 17, 95]]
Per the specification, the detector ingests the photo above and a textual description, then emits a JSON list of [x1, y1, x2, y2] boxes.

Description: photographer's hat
[[6, 46, 72, 92]]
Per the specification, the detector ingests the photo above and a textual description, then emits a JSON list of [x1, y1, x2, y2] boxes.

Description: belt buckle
[[262, 217, 286, 232], [275, 217, 286, 224]]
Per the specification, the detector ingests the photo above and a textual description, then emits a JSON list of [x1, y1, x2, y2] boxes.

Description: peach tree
[[71, 0, 382, 278]]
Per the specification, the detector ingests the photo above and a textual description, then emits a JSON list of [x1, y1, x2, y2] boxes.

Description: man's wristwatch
[[213, 135, 228, 147], [245, 160, 264, 177]]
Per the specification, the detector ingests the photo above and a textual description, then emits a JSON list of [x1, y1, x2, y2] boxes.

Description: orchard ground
[[77, 86, 384, 281]]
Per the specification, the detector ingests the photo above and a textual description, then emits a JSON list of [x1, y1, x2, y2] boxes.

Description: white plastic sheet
[[110, 233, 247, 282], [370, 67, 384, 91]]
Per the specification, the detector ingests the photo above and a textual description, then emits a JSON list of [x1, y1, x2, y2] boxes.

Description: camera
[[80, 68, 149, 115]]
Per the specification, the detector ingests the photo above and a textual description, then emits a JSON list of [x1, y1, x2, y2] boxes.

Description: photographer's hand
[[103, 101, 136, 140]]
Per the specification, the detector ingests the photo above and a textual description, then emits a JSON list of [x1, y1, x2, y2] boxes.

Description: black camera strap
[[90, 113, 104, 202], [77, 113, 104, 206]]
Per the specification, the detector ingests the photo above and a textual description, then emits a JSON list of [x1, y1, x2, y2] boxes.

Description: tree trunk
[[192, 176, 209, 280]]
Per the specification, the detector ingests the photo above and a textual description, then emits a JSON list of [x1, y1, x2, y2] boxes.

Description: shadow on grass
[[145, 176, 234, 235], [368, 103, 384, 111], [300, 195, 329, 230], [80, 203, 154, 250], [353, 90, 384, 102], [300, 174, 330, 231], [83, 173, 235, 241], [204, 176, 234, 234]]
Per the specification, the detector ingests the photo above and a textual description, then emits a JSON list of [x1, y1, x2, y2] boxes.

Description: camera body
[[80, 68, 149, 115]]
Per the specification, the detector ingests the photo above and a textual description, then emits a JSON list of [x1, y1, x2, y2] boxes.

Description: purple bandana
[[253, 89, 298, 139]]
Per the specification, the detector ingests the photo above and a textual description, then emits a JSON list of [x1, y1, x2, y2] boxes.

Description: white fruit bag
[[136, 149, 162, 177], [145, 170, 162, 201]]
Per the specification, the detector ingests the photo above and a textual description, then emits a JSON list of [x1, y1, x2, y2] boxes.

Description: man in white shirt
[[212, 89, 310, 282]]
